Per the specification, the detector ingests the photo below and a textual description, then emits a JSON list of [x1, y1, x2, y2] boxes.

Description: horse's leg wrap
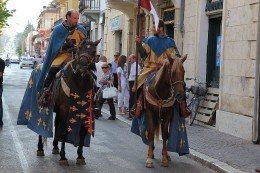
[[37, 135, 45, 156], [76, 126, 86, 165], [52, 116, 59, 154], [59, 142, 67, 161]]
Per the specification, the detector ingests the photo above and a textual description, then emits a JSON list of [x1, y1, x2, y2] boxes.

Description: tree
[[14, 23, 35, 56], [0, 0, 15, 34], [14, 32, 23, 57]]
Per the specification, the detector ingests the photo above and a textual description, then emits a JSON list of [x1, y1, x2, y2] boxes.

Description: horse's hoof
[[59, 159, 69, 166], [161, 156, 169, 167], [37, 150, 45, 157], [145, 158, 154, 168], [52, 148, 59, 155], [76, 158, 86, 165]]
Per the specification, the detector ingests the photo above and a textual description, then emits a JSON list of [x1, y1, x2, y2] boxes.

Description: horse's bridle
[[152, 66, 186, 104], [70, 52, 94, 77], [145, 66, 186, 112]]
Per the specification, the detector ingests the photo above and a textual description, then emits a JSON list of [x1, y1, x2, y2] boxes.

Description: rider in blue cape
[[17, 10, 88, 138], [36, 10, 87, 94], [131, 20, 189, 156]]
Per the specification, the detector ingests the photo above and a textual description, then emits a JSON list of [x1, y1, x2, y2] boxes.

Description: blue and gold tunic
[[137, 35, 180, 89]]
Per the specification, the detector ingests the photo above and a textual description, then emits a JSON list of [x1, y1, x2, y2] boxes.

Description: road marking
[[3, 97, 29, 172]]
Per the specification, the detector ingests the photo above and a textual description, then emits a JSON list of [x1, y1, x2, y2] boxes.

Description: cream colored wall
[[219, 0, 258, 117], [216, 0, 259, 140], [103, 9, 131, 62], [182, 0, 199, 85], [43, 12, 59, 29], [68, 0, 79, 11]]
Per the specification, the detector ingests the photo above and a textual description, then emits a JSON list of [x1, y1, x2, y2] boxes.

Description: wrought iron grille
[[205, 0, 223, 12], [79, 0, 100, 12]]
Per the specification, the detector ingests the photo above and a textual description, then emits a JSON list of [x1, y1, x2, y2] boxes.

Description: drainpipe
[[180, 0, 185, 33], [180, 0, 185, 53], [253, 1, 260, 144]]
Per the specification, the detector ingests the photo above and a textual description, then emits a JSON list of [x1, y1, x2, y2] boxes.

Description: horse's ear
[[94, 38, 102, 46], [181, 54, 187, 63]]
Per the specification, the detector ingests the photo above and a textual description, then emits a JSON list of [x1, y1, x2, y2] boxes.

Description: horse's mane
[[150, 63, 167, 92]]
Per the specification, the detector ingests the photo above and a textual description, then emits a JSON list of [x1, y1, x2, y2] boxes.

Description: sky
[[3, 0, 52, 37]]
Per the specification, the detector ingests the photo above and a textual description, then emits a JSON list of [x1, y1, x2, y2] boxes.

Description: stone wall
[[216, 0, 259, 140], [220, 0, 258, 116], [183, 0, 200, 85], [103, 9, 130, 62]]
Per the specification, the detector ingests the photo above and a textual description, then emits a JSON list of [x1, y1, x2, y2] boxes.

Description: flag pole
[[133, 0, 141, 113]]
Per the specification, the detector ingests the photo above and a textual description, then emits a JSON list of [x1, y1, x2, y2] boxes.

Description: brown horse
[[144, 56, 189, 168], [37, 39, 100, 165]]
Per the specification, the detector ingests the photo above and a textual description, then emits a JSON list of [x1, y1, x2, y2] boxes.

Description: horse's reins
[[145, 64, 186, 116]]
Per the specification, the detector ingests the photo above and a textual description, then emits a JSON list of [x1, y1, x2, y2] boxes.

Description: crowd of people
[[94, 52, 141, 120]]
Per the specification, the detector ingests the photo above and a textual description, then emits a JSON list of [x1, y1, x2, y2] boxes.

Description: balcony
[[107, 0, 137, 19], [79, 0, 100, 14], [205, 0, 223, 15]]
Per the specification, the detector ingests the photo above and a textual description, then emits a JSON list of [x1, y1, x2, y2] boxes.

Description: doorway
[[206, 17, 222, 88], [165, 24, 174, 38]]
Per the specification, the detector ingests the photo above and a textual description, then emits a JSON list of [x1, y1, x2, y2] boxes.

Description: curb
[[101, 109, 245, 173]]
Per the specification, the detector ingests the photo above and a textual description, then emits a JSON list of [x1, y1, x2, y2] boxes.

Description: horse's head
[[168, 55, 190, 116], [73, 38, 101, 75]]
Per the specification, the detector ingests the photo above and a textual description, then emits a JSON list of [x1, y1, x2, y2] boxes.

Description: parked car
[[20, 58, 34, 69], [10, 58, 20, 64]]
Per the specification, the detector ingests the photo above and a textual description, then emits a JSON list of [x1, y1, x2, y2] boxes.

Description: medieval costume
[[131, 34, 189, 156], [17, 22, 88, 141], [136, 35, 180, 90], [36, 22, 87, 93]]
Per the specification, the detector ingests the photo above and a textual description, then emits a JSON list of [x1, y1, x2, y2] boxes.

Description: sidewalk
[[101, 104, 260, 173]]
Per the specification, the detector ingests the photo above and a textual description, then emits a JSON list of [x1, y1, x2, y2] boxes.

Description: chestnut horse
[[37, 39, 100, 165], [144, 56, 189, 168]]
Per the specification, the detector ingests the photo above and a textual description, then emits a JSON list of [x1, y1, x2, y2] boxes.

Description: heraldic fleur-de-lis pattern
[[17, 66, 54, 137], [68, 89, 94, 137]]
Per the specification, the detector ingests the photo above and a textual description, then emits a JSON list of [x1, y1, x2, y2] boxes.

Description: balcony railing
[[79, 0, 100, 13], [205, 0, 223, 12]]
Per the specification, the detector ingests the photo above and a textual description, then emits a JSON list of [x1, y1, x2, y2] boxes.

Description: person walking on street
[[97, 63, 116, 120], [117, 55, 129, 115], [0, 57, 5, 129], [128, 54, 141, 119], [95, 55, 107, 91], [110, 52, 120, 90]]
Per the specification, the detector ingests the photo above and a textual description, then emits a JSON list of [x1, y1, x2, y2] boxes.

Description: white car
[[20, 58, 34, 69]]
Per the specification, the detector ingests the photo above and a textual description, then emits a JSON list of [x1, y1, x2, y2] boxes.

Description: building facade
[[37, 6, 60, 56], [105, 0, 259, 141]]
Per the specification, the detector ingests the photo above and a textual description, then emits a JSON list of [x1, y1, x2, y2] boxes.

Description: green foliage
[[0, 0, 15, 33], [14, 23, 35, 56], [14, 32, 23, 57]]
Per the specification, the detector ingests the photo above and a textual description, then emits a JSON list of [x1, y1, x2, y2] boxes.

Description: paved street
[[0, 64, 214, 173]]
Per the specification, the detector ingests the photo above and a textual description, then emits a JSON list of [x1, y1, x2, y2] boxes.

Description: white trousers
[[117, 84, 130, 108]]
